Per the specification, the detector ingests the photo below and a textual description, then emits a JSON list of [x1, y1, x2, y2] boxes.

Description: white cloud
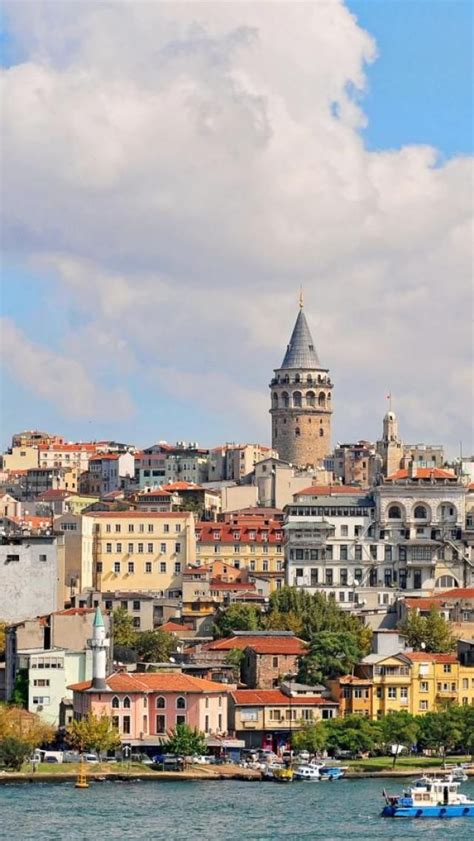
[[0, 318, 135, 421], [1, 0, 472, 454]]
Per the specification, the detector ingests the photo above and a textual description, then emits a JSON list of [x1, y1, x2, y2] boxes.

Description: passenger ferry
[[382, 774, 474, 818]]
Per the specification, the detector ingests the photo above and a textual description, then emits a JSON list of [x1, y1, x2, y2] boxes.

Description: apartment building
[[209, 444, 276, 482], [195, 515, 285, 591], [37, 443, 97, 473], [87, 453, 135, 496], [82, 511, 195, 596]]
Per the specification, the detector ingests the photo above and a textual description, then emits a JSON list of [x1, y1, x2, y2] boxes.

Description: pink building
[[69, 672, 229, 747]]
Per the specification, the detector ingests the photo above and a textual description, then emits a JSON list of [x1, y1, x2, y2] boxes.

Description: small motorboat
[[444, 764, 469, 782], [272, 767, 294, 783], [294, 762, 345, 782], [382, 774, 474, 818]]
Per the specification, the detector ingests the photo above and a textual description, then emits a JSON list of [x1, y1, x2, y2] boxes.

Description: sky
[[0, 0, 472, 457]]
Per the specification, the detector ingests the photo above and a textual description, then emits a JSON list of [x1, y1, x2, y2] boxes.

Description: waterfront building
[[18, 647, 93, 727], [81, 510, 195, 595], [70, 671, 229, 746], [330, 643, 474, 718], [195, 515, 285, 591], [229, 682, 338, 750], [270, 297, 333, 467]]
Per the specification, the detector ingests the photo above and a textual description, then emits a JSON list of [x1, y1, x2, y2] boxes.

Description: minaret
[[270, 295, 333, 467], [89, 606, 109, 691]]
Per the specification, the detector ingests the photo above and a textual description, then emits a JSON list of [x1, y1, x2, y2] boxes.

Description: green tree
[[0, 706, 53, 749], [224, 648, 245, 680], [0, 622, 6, 658], [0, 736, 31, 770], [166, 724, 206, 757], [457, 705, 474, 758], [136, 629, 175, 662], [381, 711, 419, 767], [292, 722, 327, 754], [417, 710, 462, 758], [262, 610, 304, 636], [298, 631, 363, 685], [112, 608, 137, 648], [325, 716, 382, 755], [65, 712, 121, 758], [214, 604, 261, 638], [11, 669, 29, 707], [399, 607, 455, 653]]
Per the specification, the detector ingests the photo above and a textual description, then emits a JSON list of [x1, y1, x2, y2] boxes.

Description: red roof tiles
[[295, 485, 366, 496], [404, 652, 457, 664], [69, 672, 229, 693], [231, 689, 335, 706], [205, 635, 307, 655], [387, 467, 457, 481]]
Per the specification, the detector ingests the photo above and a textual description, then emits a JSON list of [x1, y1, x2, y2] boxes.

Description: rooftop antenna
[[299, 286, 304, 309]]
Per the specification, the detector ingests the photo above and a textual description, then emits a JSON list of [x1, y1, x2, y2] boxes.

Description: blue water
[[2, 779, 473, 840]]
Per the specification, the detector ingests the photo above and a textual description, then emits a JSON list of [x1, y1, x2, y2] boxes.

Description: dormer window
[[261, 531, 268, 542], [213, 531, 220, 540], [249, 531, 256, 540], [233, 531, 240, 540]]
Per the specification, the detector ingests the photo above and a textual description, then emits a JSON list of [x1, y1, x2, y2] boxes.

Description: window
[[443, 664, 452, 673], [272, 656, 279, 668], [112, 696, 120, 708], [160, 543, 166, 553], [33, 679, 50, 687], [156, 696, 166, 708], [341, 525, 348, 537], [175, 542, 181, 554], [122, 716, 131, 734], [96, 562, 103, 573], [370, 545, 377, 560], [147, 543, 153, 553], [174, 562, 181, 574], [175, 524, 181, 533], [419, 700, 428, 711], [133, 617, 140, 628], [138, 543, 144, 553], [240, 708, 258, 721], [176, 697, 186, 709], [176, 715, 186, 726], [148, 524, 154, 533], [340, 545, 348, 561], [115, 524, 121, 533], [114, 562, 121, 574], [462, 678, 469, 689], [128, 543, 134, 553], [106, 524, 112, 533], [354, 545, 362, 561], [128, 524, 134, 532], [160, 562, 166, 573], [262, 560, 269, 572], [204, 715, 209, 732], [145, 562, 152, 573], [400, 688, 408, 699], [325, 569, 333, 585], [164, 524, 170, 533], [414, 505, 428, 519], [420, 681, 429, 692], [139, 524, 145, 533], [388, 505, 402, 519], [156, 715, 166, 733], [385, 546, 392, 561], [388, 687, 397, 699], [116, 542, 122, 553], [106, 543, 112, 553], [340, 569, 348, 586], [123, 696, 131, 709], [128, 561, 134, 574], [132, 600, 140, 611]]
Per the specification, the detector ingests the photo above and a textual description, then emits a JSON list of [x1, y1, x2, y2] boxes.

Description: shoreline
[[1, 766, 473, 785]]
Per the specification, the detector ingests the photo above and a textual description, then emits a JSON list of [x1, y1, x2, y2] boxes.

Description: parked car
[[152, 753, 184, 771], [83, 753, 100, 764], [241, 749, 259, 763], [63, 751, 80, 763]]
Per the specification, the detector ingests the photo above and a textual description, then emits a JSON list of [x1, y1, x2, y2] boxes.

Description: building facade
[[0, 533, 65, 623], [270, 299, 333, 467]]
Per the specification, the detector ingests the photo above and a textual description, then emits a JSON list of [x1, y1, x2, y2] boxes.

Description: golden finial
[[299, 286, 304, 309]]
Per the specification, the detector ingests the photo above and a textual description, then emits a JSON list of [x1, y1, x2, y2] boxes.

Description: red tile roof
[[404, 652, 457, 664], [38, 443, 97, 452], [53, 607, 97, 617], [90, 454, 120, 461], [295, 485, 366, 496], [231, 689, 336, 706], [36, 489, 72, 500], [195, 520, 283, 545], [403, 597, 445, 610], [209, 580, 257, 591], [387, 467, 457, 481], [205, 635, 307, 655], [338, 675, 373, 685], [69, 672, 229, 693], [160, 621, 194, 632], [163, 482, 203, 491], [436, 588, 474, 600]]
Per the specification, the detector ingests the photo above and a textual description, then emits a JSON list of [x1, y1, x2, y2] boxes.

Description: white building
[[0, 533, 64, 623], [18, 647, 93, 727], [88, 452, 135, 496]]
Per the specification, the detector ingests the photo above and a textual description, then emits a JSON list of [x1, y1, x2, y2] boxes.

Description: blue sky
[[1, 1, 472, 456]]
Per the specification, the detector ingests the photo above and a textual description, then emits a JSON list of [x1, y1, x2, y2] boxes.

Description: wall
[[0, 536, 63, 623]]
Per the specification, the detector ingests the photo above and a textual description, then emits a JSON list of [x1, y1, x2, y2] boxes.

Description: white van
[[33, 750, 64, 764]]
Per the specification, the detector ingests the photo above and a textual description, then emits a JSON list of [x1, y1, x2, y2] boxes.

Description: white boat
[[444, 764, 469, 782], [382, 774, 474, 818], [294, 762, 345, 782]]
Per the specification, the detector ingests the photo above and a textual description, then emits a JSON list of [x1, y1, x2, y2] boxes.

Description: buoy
[[75, 755, 89, 789]]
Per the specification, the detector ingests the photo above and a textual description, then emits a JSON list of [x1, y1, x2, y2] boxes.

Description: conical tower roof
[[280, 307, 321, 369], [93, 605, 105, 628]]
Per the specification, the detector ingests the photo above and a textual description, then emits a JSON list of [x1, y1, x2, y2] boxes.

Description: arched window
[[282, 391, 289, 408], [438, 503, 457, 521], [295, 427, 300, 437], [319, 428, 324, 437], [295, 373, 300, 383], [272, 392, 278, 408], [123, 696, 131, 709], [414, 505, 428, 519], [388, 505, 402, 519], [318, 392, 326, 407], [112, 696, 120, 709], [435, 575, 459, 589], [306, 391, 316, 407], [156, 696, 166, 709], [283, 375, 289, 384], [176, 696, 186, 709], [307, 374, 313, 384], [327, 392, 331, 402], [293, 391, 302, 408]]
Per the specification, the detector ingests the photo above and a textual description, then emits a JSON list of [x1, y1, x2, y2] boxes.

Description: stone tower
[[270, 297, 333, 467], [376, 409, 404, 477]]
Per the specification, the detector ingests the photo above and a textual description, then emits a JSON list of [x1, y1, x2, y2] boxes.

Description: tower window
[[318, 392, 326, 407], [319, 428, 324, 437], [306, 391, 316, 407], [293, 391, 302, 408], [295, 428, 300, 437]]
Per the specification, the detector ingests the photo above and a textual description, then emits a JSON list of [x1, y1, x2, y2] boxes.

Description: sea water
[[2, 778, 473, 840]]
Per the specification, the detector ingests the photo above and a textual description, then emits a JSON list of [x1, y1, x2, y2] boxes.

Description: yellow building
[[82, 511, 195, 595], [331, 650, 474, 718], [195, 516, 285, 591], [2, 446, 39, 471]]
